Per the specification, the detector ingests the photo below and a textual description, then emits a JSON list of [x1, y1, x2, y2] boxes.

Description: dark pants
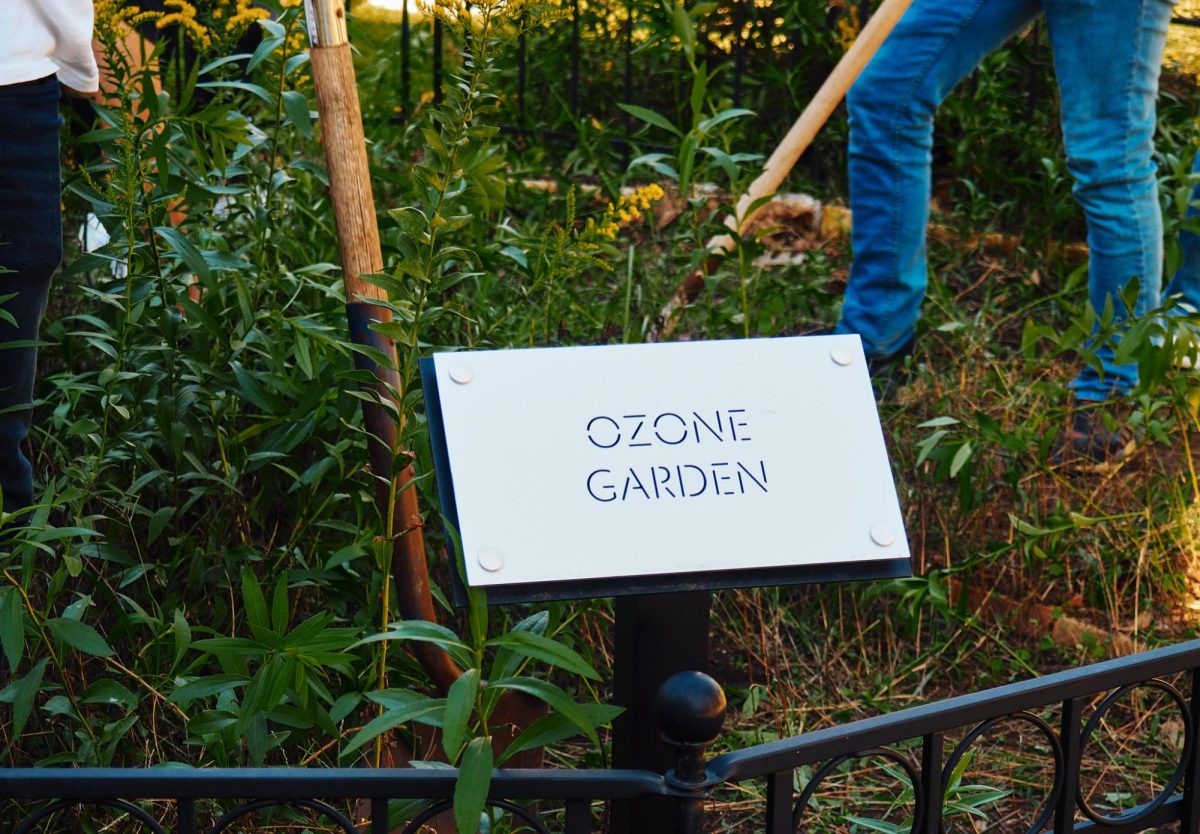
[[0, 77, 61, 516]]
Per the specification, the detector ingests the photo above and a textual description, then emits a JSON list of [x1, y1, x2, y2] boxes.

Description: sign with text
[[421, 336, 910, 603]]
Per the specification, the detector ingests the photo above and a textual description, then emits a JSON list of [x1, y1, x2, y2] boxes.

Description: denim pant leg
[[1044, 0, 1174, 402], [835, 0, 1040, 358], [1162, 149, 1200, 310], [0, 79, 62, 515]]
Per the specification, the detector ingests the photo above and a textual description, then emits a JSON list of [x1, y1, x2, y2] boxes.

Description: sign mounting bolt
[[478, 548, 504, 572], [870, 525, 896, 547], [449, 364, 474, 385], [831, 348, 854, 367]]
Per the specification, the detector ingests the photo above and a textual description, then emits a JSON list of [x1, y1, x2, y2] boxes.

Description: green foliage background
[[3, 0, 1200, 829]]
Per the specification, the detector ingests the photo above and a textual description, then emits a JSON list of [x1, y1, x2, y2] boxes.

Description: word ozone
[[586, 409, 751, 448], [584, 409, 769, 502]]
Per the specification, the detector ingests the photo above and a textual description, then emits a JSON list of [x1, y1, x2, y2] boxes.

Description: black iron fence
[[4, 639, 1200, 833], [379, 1, 1200, 123]]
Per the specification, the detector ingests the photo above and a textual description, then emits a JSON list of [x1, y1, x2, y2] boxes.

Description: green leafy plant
[[348, 600, 618, 833]]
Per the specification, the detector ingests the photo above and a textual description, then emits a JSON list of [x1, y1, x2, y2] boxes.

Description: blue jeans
[[834, 0, 1176, 402], [1165, 151, 1200, 310], [0, 77, 62, 517]]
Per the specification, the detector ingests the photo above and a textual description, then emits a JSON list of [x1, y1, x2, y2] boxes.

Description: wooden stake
[[307, 0, 460, 694]]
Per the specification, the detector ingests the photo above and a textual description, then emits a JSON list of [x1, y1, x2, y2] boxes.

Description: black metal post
[[764, 770, 791, 834], [433, 16, 443, 104], [622, 0, 633, 167], [658, 671, 726, 834], [401, 0, 411, 116], [517, 23, 527, 126], [919, 733, 943, 834], [570, 0, 581, 118], [1055, 697, 1084, 834], [732, 0, 745, 110], [611, 591, 711, 833], [178, 797, 196, 834], [1182, 668, 1200, 834], [371, 797, 389, 834]]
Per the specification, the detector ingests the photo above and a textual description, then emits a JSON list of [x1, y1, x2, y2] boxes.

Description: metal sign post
[[610, 591, 712, 833], [421, 335, 911, 833]]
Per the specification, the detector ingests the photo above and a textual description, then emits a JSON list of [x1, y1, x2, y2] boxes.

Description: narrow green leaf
[[187, 709, 238, 735], [916, 416, 961, 429], [81, 679, 138, 710], [442, 669, 479, 762], [353, 621, 473, 669], [697, 107, 755, 134], [241, 567, 268, 630], [147, 506, 175, 546], [197, 80, 274, 105], [154, 226, 212, 283], [232, 362, 273, 412], [330, 692, 361, 724], [454, 737, 494, 834], [176, 296, 224, 338], [281, 90, 312, 139], [341, 699, 448, 758], [467, 583, 488, 651], [500, 704, 623, 763], [949, 442, 973, 478], [486, 631, 600, 680], [173, 609, 192, 666], [271, 573, 289, 634], [486, 677, 598, 745], [11, 658, 48, 739], [0, 587, 25, 671], [170, 674, 249, 703], [247, 29, 286, 73], [45, 617, 114, 657], [616, 103, 682, 137]]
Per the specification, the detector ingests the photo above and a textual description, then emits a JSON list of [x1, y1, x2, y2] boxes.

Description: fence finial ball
[[655, 671, 727, 746]]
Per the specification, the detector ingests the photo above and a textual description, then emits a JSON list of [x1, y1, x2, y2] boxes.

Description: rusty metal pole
[[305, 0, 460, 695]]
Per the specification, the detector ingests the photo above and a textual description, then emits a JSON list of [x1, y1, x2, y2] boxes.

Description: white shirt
[[0, 0, 99, 91]]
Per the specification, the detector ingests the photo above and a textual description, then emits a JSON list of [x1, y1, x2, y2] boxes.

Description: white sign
[[430, 336, 909, 590]]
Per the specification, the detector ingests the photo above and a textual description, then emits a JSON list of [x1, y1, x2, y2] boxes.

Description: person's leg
[[1043, 0, 1175, 402], [1162, 149, 1200, 311], [0, 77, 62, 518], [836, 0, 1041, 358]]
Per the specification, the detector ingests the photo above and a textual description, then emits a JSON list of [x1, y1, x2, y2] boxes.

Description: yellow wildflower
[[226, 0, 270, 32], [835, 5, 859, 52], [94, 0, 162, 42], [157, 0, 213, 49]]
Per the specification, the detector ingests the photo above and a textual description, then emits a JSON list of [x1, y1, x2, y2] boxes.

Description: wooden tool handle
[[707, 0, 915, 255], [310, 43, 387, 303], [309, 5, 465, 695]]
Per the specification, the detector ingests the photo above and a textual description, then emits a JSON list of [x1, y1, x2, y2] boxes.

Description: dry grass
[[677, 230, 1200, 832]]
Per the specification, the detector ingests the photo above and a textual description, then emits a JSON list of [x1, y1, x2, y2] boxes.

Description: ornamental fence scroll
[[4, 639, 1200, 833]]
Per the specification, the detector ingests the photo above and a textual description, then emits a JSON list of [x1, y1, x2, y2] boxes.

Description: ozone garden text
[[584, 408, 767, 503]]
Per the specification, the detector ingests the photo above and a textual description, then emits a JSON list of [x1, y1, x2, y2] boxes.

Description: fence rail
[[4, 639, 1200, 833]]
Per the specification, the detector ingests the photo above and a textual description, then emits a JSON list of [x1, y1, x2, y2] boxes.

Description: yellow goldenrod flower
[[226, 0, 270, 32], [156, 0, 213, 49], [94, 0, 163, 41]]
